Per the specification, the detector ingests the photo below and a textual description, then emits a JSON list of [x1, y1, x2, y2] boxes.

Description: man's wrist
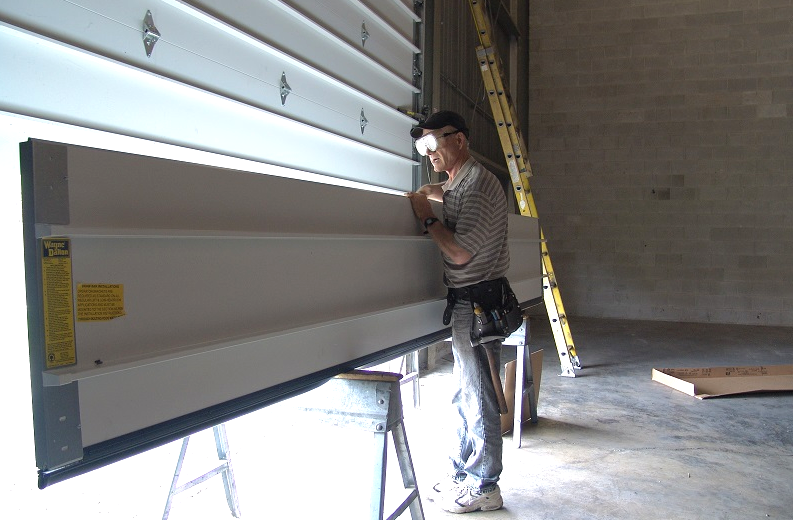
[[423, 217, 440, 231]]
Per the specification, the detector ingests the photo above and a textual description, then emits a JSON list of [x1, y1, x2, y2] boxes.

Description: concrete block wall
[[527, 1, 793, 326]]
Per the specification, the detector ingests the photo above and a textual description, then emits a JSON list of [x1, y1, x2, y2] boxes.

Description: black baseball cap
[[410, 110, 469, 139]]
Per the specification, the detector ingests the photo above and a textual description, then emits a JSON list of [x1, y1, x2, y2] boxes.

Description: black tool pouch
[[468, 277, 522, 346]]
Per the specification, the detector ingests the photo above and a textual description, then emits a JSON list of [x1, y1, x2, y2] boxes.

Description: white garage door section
[[0, 0, 419, 190]]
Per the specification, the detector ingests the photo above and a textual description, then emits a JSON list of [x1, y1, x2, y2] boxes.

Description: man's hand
[[406, 191, 434, 220], [415, 183, 444, 202], [405, 191, 472, 266]]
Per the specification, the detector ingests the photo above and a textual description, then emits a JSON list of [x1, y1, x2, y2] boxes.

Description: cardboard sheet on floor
[[501, 349, 543, 433], [652, 365, 793, 399]]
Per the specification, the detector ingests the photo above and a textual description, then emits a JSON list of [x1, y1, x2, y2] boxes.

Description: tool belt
[[443, 277, 523, 346]]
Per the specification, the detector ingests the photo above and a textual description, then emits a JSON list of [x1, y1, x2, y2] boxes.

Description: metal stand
[[502, 317, 539, 448], [162, 423, 241, 520], [295, 371, 424, 520], [401, 350, 421, 409]]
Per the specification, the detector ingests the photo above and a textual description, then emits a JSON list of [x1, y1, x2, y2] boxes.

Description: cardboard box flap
[[652, 365, 793, 399]]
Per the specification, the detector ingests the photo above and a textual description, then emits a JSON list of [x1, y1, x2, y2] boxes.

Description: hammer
[[482, 340, 509, 415]]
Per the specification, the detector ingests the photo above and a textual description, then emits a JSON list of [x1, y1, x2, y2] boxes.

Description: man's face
[[419, 127, 462, 173]]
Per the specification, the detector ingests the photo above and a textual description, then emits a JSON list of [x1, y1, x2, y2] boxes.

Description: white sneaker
[[440, 485, 503, 513], [427, 477, 464, 502]]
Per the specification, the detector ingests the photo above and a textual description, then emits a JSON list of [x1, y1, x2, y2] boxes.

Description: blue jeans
[[448, 302, 503, 491]]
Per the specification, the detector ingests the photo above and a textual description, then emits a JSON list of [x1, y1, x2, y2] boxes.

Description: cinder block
[[528, 0, 793, 326]]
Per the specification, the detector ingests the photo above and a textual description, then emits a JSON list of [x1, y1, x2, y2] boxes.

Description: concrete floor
[[410, 316, 793, 520], [6, 316, 792, 519]]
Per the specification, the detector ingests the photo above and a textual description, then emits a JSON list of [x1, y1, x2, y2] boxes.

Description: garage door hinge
[[360, 109, 368, 134], [280, 72, 292, 105], [142, 10, 160, 58], [361, 22, 369, 47]]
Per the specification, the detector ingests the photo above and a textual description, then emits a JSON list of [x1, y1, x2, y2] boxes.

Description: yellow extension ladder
[[468, 0, 581, 376]]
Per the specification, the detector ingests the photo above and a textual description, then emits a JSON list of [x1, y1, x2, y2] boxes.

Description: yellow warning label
[[41, 238, 76, 368], [77, 284, 125, 322]]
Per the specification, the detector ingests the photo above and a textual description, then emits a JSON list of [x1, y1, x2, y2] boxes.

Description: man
[[406, 110, 510, 513]]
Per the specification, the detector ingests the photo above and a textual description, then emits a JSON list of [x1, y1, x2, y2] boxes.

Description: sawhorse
[[293, 370, 424, 520], [501, 316, 541, 448], [162, 423, 241, 520]]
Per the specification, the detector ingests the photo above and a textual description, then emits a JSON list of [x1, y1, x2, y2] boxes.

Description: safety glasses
[[414, 130, 461, 156]]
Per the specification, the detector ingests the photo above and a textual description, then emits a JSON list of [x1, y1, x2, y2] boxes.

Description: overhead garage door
[[1, 0, 421, 190], [2, 0, 544, 490], [1, 0, 426, 487]]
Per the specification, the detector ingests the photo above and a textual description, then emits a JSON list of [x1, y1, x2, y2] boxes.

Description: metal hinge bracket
[[142, 10, 160, 58], [360, 109, 368, 134], [280, 72, 292, 105], [361, 22, 369, 47]]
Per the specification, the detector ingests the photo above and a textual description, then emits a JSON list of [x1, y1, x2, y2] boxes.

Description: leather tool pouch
[[468, 277, 522, 346], [442, 290, 456, 326]]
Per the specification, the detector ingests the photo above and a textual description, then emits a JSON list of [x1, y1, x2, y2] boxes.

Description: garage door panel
[[0, 0, 419, 108], [283, 0, 419, 81], [187, 0, 419, 106], [0, 1, 416, 159], [2, 0, 500, 489], [0, 23, 417, 190], [22, 140, 543, 476], [361, 0, 422, 39]]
